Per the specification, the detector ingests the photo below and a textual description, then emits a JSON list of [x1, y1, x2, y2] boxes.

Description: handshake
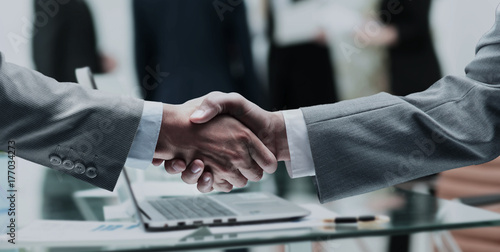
[[152, 92, 291, 193]]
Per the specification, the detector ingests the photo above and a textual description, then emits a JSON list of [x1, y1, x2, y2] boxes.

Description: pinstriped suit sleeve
[[0, 53, 143, 191], [301, 7, 500, 203]]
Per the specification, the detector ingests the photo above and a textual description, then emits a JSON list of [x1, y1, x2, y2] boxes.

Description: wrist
[[154, 104, 178, 160], [271, 111, 290, 161]]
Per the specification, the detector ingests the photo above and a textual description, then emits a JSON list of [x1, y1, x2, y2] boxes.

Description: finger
[[247, 133, 278, 174], [163, 159, 187, 174], [180, 159, 204, 184], [190, 92, 260, 125], [152, 158, 164, 166], [222, 167, 248, 188], [212, 179, 233, 192], [189, 91, 228, 123], [238, 160, 264, 182], [197, 172, 214, 193]]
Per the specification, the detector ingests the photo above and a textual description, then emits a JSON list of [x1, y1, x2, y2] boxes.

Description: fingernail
[[203, 176, 210, 182], [172, 161, 183, 172], [190, 109, 205, 119], [191, 165, 202, 174]]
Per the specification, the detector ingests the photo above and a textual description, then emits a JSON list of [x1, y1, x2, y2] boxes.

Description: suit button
[[62, 160, 74, 170], [49, 155, 62, 166], [74, 162, 86, 174], [86, 167, 97, 178]]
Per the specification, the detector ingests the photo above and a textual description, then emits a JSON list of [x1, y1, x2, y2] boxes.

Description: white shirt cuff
[[124, 101, 163, 169], [282, 109, 316, 178]]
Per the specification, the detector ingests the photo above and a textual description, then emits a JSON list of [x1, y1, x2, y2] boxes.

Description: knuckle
[[209, 91, 223, 96], [181, 174, 197, 184], [239, 178, 248, 187], [236, 130, 252, 144], [205, 91, 224, 105], [230, 173, 248, 188], [229, 152, 243, 163], [218, 181, 233, 192], [198, 185, 210, 193], [227, 93, 245, 114], [217, 166, 232, 176], [164, 167, 175, 174], [263, 158, 277, 170], [253, 171, 263, 181], [167, 168, 180, 175], [227, 92, 240, 98], [204, 97, 217, 108], [231, 92, 243, 99]]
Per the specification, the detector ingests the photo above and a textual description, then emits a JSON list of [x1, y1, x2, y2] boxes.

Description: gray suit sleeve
[[302, 8, 500, 203], [0, 54, 143, 191]]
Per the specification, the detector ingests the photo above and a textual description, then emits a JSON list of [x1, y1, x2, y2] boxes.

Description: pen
[[323, 215, 390, 224]]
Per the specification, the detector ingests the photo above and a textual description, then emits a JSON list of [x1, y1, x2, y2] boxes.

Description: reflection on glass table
[[9, 186, 500, 252]]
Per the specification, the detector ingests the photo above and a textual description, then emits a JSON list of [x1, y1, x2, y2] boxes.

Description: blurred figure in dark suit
[[32, 0, 112, 83], [133, 0, 264, 106], [266, 0, 338, 198], [267, 0, 338, 110], [378, 0, 441, 96], [374, 1, 441, 249]]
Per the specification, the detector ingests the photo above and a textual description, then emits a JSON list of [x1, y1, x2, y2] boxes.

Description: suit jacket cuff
[[282, 109, 316, 178], [124, 101, 163, 169]]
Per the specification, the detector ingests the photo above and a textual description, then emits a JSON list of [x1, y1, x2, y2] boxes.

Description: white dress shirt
[[125, 103, 317, 178], [281, 109, 316, 178], [124, 101, 163, 169]]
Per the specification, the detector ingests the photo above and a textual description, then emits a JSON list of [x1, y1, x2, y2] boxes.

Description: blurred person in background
[[32, 0, 115, 220], [267, 0, 338, 110], [266, 0, 339, 199], [32, 0, 115, 83], [133, 0, 265, 107], [363, 1, 442, 249], [370, 0, 441, 96]]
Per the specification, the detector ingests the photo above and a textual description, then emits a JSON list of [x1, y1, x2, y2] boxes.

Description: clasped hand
[[152, 93, 290, 192]]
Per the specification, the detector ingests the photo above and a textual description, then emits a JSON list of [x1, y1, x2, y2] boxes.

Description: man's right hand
[[191, 92, 290, 161], [168, 92, 291, 190], [155, 95, 279, 192]]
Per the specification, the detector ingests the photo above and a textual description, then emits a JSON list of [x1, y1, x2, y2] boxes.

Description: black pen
[[322, 215, 390, 224]]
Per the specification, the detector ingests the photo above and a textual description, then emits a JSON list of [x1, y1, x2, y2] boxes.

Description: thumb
[[190, 103, 219, 124], [189, 92, 255, 124]]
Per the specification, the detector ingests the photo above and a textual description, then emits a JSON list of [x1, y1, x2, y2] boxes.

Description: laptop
[[123, 167, 310, 231], [75, 67, 311, 231]]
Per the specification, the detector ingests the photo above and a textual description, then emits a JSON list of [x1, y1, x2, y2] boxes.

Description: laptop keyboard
[[149, 197, 236, 220]]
